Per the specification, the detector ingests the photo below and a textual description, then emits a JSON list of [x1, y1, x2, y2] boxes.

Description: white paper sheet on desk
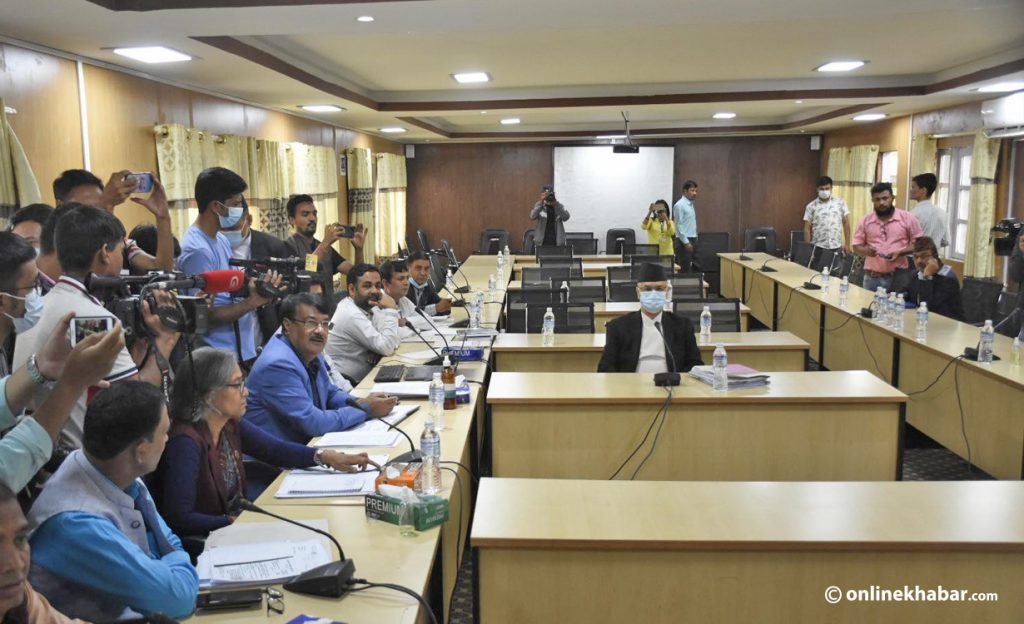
[[314, 429, 401, 447], [371, 381, 430, 397], [349, 405, 419, 431], [397, 349, 441, 361], [197, 519, 331, 587], [275, 463, 384, 498]]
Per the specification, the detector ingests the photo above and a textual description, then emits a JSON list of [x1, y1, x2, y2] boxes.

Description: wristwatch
[[313, 448, 327, 467], [27, 354, 56, 386]]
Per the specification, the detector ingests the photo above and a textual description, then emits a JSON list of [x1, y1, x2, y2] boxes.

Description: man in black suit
[[598, 263, 703, 373], [220, 204, 292, 346], [406, 250, 452, 316]]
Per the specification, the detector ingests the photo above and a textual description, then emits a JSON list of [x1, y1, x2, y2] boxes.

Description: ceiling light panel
[[112, 46, 191, 64], [816, 60, 865, 72], [452, 72, 492, 84]]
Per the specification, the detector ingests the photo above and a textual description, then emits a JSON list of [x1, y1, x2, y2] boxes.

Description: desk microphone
[[652, 321, 680, 387], [738, 247, 753, 261], [344, 398, 423, 464], [406, 322, 446, 364], [238, 499, 355, 598], [415, 308, 460, 366], [757, 258, 779, 273], [962, 310, 1017, 361], [802, 273, 822, 290], [429, 272, 467, 305]]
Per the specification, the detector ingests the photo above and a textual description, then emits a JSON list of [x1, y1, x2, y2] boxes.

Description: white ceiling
[[1, 0, 1023, 141]]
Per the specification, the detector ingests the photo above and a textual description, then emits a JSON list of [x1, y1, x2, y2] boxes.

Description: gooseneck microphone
[[652, 321, 680, 387], [757, 258, 778, 273], [238, 499, 356, 598], [415, 308, 459, 366], [405, 322, 446, 365], [343, 398, 423, 463]]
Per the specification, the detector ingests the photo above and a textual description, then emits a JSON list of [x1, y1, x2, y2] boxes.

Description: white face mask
[[818, 190, 831, 201], [3, 289, 43, 333]]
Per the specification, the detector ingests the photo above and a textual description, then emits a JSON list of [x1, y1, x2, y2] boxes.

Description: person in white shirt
[[909, 173, 949, 256], [325, 263, 401, 383], [379, 259, 426, 339], [803, 175, 851, 254]]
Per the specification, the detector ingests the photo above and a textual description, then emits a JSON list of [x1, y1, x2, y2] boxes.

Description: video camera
[[228, 256, 321, 298], [86, 272, 210, 342], [991, 218, 1023, 256]]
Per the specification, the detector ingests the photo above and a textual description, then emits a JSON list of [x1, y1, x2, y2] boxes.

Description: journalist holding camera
[[530, 185, 571, 247]]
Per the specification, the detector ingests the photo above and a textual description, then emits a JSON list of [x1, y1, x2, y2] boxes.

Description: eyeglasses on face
[[288, 317, 333, 332]]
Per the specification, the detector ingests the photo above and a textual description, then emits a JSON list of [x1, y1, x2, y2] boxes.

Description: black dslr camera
[[87, 272, 210, 343], [991, 219, 1023, 256], [228, 256, 320, 298]]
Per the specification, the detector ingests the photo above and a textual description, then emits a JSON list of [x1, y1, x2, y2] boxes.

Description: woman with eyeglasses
[[153, 346, 377, 537]]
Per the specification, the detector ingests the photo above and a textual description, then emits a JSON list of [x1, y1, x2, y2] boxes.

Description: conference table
[[472, 478, 1024, 623], [486, 371, 906, 481], [496, 297, 749, 332], [720, 252, 1024, 480], [491, 331, 809, 372]]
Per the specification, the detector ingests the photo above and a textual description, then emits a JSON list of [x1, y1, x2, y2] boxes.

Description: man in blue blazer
[[246, 293, 397, 444]]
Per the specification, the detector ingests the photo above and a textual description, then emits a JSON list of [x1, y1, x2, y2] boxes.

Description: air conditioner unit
[[981, 92, 1024, 139]]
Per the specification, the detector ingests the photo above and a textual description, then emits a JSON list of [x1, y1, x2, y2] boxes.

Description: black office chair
[[743, 226, 778, 255], [837, 253, 855, 279], [568, 238, 599, 255], [670, 273, 704, 300], [396, 243, 409, 259], [607, 265, 633, 284], [961, 277, 1004, 325], [536, 244, 573, 259], [606, 228, 636, 255], [629, 255, 674, 278], [791, 241, 815, 267], [622, 243, 660, 259], [525, 302, 595, 334], [695, 231, 729, 295], [608, 280, 639, 302], [479, 229, 510, 255], [813, 249, 839, 274], [522, 229, 537, 255], [506, 289, 561, 332], [428, 252, 447, 293], [565, 231, 595, 243], [417, 229, 431, 253], [539, 257, 583, 276], [789, 230, 805, 256], [441, 239, 460, 267], [551, 277, 607, 303], [672, 297, 741, 332]]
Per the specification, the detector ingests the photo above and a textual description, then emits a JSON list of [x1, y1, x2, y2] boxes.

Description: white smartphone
[[69, 316, 114, 347]]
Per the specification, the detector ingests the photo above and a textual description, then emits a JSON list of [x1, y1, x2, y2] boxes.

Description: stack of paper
[[348, 405, 418, 431], [275, 456, 387, 498], [314, 430, 401, 447], [688, 364, 770, 389], [370, 381, 430, 397], [196, 520, 332, 588]]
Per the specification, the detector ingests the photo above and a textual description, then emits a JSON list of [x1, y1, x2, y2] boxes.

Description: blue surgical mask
[[216, 201, 245, 229], [410, 277, 426, 288], [223, 229, 248, 249], [639, 290, 667, 313], [3, 289, 43, 333]]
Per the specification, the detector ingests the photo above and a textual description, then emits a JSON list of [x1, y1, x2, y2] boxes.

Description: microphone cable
[[608, 389, 672, 480], [629, 388, 674, 480], [346, 580, 439, 624]]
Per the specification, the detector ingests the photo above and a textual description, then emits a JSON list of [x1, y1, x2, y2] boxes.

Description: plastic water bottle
[[1012, 337, 1021, 366], [503, 244, 511, 266], [496, 261, 505, 285], [445, 269, 456, 294], [874, 287, 887, 323], [473, 290, 485, 327], [487, 274, 497, 302], [542, 307, 555, 347], [915, 302, 929, 342], [839, 276, 849, 307], [560, 280, 570, 304], [428, 372, 444, 430], [712, 343, 728, 392], [821, 268, 831, 294], [893, 294, 905, 332], [886, 293, 898, 328], [979, 320, 995, 364], [699, 305, 712, 343], [418, 420, 441, 495]]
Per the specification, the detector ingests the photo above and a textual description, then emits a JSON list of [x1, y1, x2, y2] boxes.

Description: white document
[[314, 430, 401, 448], [349, 405, 419, 432], [370, 381, 431, 397], [399, 349, 441, 361], [197, 519, 332, 588], [275, 468, 381, 498]]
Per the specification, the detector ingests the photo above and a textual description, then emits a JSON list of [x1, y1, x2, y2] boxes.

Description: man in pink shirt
[[852, 182, 924, 292]]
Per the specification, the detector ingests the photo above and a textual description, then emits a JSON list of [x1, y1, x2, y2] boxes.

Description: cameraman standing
[[178, 168, 281, 367], [530, 185, 570, 247]]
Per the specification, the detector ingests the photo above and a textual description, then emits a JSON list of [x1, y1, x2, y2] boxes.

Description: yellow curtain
[[827, 144, 879, 228], [346, 147, 375, 263], [962, 131, 1002, 278], [909, 134, 938, 209], [0, 98, 42, 226], [375, 152, 407, 260]]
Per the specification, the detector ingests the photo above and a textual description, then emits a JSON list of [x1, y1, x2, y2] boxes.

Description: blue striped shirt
[[672, 196, 697, 244]]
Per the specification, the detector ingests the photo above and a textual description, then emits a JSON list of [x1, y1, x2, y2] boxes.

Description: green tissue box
[[364, 493, 449, 531]]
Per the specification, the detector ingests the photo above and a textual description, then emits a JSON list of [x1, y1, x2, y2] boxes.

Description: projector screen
[[553, 146, 675, 252]]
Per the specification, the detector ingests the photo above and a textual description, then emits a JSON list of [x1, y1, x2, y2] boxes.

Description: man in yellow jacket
[[640, 200, 676, 256]]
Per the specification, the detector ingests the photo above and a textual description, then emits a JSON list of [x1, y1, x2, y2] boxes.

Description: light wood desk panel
[[486, 371, 904, 481], [491, 331, 808, 372], [472, 479, 1024, 624]]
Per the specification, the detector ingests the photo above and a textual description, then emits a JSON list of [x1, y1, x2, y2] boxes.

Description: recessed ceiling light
[[853, 113, 887, 121], [300, 105, 344, 113], [816, 60, 866, 72], [794, 100, 804, 104], [380, 127, 407, 134], [500, 118, 521, 125], [452, 72, 492, 84], [480, 111, 488, 114], [712, 112, 737, 119], [112, 46, 191, 64], [975, 81, 1024, 93], [596, 134, 626, 139], [356, 16, 375, 23]]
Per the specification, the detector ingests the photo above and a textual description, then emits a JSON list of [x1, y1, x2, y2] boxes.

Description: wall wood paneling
[[406, 137, 820, 256]]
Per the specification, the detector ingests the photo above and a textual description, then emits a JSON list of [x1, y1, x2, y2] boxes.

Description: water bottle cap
[[443, 355, 452, 366], [546, 307, 553, 313], [703, 305, 710, 312]]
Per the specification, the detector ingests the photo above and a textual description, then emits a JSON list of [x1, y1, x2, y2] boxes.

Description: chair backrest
[[814, 249, 839, 274], [565, 231, 595, 241], [509, 287, 561, 305], [396, 244, 409, 259], [789, 229, 805, 252], [961, 277, 1004, 325], [791, 241, 815, 267], [479, 229, 510, 255], [428, 252, 447, 290], [550, 277, 607, 303], [743, 226, 777, 254], [522, 229, 537, 255], [568, 238, 598, 255], [522, 266, 578, 285], [837, 252, 855, 278], [607, 265, 633, 284], [605, 228, 636, 255], [622, 243, 660, 259], [525, 303, 595, 334], [629, 255, 674, 278], [608, 281, 639, 302], [672, 297, 741, 332], [539, 257, 583, 274], [670, 273, 704, 300], [695, 231, 729, 275], [417, 229, 431, 253], [536, 244, 573, 259]]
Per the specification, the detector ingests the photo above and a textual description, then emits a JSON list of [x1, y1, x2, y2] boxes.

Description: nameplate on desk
[[443, 346, 485, 361]]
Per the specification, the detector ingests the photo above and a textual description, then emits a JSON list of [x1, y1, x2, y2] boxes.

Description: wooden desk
[[491, 331, 809, 372], [593, 301, 749, 332], [472, 479, 1024, 624], [486, 371, 906, 481]]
